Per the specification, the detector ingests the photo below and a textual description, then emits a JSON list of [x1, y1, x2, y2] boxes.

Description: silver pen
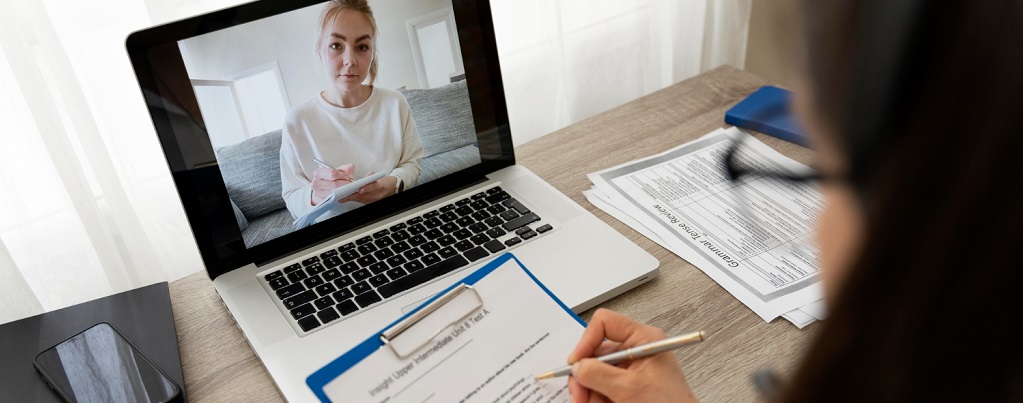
[[312, 158, 353, 182], [535, 331, 705, 380]]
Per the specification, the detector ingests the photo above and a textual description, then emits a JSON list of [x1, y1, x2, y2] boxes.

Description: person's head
[[315, 0, 380, 94], [780, 1, 1023, 401]]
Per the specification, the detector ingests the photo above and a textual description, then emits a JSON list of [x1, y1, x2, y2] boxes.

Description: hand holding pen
[[310, 158, 355, 205], [549, 309, 701, 403]]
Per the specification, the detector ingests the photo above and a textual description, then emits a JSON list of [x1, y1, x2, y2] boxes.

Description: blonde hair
[[316, 0, 380, 85]]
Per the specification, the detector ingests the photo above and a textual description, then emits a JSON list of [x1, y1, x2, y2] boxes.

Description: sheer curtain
[[0, 0, 750, 325]]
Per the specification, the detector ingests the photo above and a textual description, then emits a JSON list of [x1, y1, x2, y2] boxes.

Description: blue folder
[[724, 85, 811, 147], [305, 253, 586, 402]]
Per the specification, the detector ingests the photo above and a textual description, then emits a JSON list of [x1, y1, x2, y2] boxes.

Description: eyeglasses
[[722, 130, 828, 185]]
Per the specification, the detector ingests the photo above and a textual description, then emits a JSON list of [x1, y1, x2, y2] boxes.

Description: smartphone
[[33, 322, 182, 403]]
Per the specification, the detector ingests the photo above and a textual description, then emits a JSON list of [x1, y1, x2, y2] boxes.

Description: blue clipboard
[[724, 85, 811, 147], [305, 253, 586, 402]]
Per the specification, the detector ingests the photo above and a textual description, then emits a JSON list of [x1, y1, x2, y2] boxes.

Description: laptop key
[[505, 199, 531, 215], [484, 191, 511, 204], [374, 237, 394, 249], [332, 288, 353, 302], [303, 275, 324, 289], [485, 227, 506, 238], [471, 210, 491, 221], [471, 192, 487, 200], [421, 253, 441, 266], [391, 230, 410, 242], [499, 210, 520, 221], [377, 255, 470, 299], [320, 249, 338, 259], [355, 290, 383, 308], [373, 229, 390, 238], [352, 269, 372, 282], [454, 240, 475, 252], [315, 283, 337, 297], [440, 204, 456, 212], [470, 200, 488, 210], [455, 198, 471, 206], [408, 235, 427, 247], [356, 255, 377, 267], [302, 256, 320, 266], [339, 262, 359, 275], [290, 303, 316, 319], [470, 234, 490, 246], [283, 263, 302, 273], [373, 248, 395, 260], [403, 260, 425, 273], [424, 229, 443, 240], [424, 210, 440, 218], [317, 307, 340, 324], [368, 262, 389, 275], [537, 224, 553, 233], [268, 277, 288, 290], [323, 256, 342, 268], [357, 243, 377, 255], [453, 229, 472, 240], [486, 186, 502, 194], [334, 275, 355, 289], [386, 267, 407, 280], [276, 283, 305, 299], [336, 300, 359, 316], [306, 263, 326, 276], [407, 223, 426, 234], [439, 212, 458, 223], [391, 241, 411, 253], [484, 216, 504, 228], [356, 236, 373, 245], [468, 223, 488, 234], [314, 295, 334, 310], [521, 230, 538, 240], [502, 213, 540, 232], [420, 241, 440, 253], [464, 247, 489, 262], [389, 223, 407, 232], [486, 203, 507, 215], [351, 281, 371, 295], [297, 315, 321, 332], [339, 250, 359, 262], [322, 269, 342, 283], [386, 255, 407, 267], [516, 227, 532, 236], [287, 270, 308, 283], [369, 274, 390, 288], [438, 235, 457, 247], [484, 240, 506, 253], [505, 237, 522, 247], [424, 217, 443, 228], [338, 243, 355, 252], [265, 271, 284, 281], [455, 206, 473, 217], [284, 291, 316, 309], [455, 216, 474, 227], [403, 248, 424, 260], [438, 247, 458, 259], [440, 222, 459, 233], [406, 216, 424, 225]]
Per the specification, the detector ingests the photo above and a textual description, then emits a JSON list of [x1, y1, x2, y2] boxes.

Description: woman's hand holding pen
[[567, 309, 697, 403], [340, 172, 397, 204], [311, 163, 355, 205]]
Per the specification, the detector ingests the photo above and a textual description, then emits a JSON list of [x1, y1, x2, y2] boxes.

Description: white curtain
[[0, 0, 749, 325], [492, 0, 752, 144]]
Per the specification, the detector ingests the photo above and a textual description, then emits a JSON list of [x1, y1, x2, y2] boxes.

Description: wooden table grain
[[169, 65, 819, 402]]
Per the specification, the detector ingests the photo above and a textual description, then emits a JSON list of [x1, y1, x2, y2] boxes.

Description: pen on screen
[[535, 331, 705, 380], [312, 158, 353, 182]]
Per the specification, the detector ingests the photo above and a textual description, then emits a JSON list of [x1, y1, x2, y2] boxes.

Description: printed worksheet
[[317, 258, 584, 403], [588, 128, 823, 321]]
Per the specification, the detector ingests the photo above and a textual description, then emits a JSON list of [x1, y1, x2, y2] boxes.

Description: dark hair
[[781, 1, 1023, 401]]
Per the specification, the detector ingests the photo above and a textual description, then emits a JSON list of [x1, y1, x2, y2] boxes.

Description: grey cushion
[[417, 144, 481, 186], [215, 130, 286, 218], [230, 199, 249, 231], [399, 80, 477, 158], [241, 210, 295, 248]]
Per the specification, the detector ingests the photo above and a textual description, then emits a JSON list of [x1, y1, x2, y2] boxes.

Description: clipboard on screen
[[305, 253, 587, 403]]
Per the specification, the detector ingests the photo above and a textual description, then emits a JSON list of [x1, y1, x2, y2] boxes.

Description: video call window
[[177, 0, 481, 248]]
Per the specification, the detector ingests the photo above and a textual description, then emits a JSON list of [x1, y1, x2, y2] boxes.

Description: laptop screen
[[127, 0, 513, 277]]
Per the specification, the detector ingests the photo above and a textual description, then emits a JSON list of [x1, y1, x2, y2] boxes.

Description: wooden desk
[[169, 65, 819, 402]]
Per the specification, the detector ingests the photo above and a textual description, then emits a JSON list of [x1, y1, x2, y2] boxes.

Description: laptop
[[127, 0, 658, 400]]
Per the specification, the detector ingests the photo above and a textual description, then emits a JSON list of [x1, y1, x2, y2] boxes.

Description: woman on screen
[[281, 0, 423, 220], [565, 1, 1023, 402]]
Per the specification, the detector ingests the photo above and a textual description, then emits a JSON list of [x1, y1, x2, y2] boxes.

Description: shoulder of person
[[285, 97, 323, 122], [373, 86, 411, 108]]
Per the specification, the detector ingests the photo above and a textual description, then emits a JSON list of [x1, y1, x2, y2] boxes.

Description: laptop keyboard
[[259, 186, 555, 335]]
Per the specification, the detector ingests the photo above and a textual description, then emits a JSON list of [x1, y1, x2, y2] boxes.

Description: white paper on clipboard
[[293, 171, 388, 229]]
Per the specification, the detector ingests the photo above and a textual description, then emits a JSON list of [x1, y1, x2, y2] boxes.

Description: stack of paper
[[585, 127, 826, 328]]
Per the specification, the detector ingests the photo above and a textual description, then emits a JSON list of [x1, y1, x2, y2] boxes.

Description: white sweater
[[280, 87, 423, 219]]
